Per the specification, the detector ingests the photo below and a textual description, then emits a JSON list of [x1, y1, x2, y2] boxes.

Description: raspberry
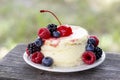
[[26, 48, 30, 56], [82, 51, 96, 65], [27, 43, 40, 54], [57, 25, 72, 37], [90, 35, 99, 47], [31, 52, 44, 64], [38, 28, 51, 39]]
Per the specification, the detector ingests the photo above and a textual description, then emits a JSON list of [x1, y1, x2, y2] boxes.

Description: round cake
[[25, 10, 103, 68], [41, 25, 88, 67]]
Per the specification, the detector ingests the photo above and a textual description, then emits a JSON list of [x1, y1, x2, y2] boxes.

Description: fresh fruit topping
[[82, 51, 96, 65], [40, 10, 62, 25], [90, 35, 99, 47], [34, 38, 44, 47], [94, 47, 102, 60], [26, 48, 30, 56], [86, 44, 95, 51], [42, 57, 53, 67], [38, 28, 51, 39], [47, 24, 57, 33], [31, 52, 44, 63], [27, 43, 40, 54], [87, 38, 96, 46], [40, 10, 73, 37], [52, 31, 61, 38], [57, 25, 72, 37]]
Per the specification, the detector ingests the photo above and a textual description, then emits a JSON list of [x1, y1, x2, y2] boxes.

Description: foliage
[[0, 0, 120, 54]]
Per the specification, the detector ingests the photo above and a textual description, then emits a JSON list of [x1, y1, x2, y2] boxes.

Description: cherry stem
[[40, 10, 62, 25]]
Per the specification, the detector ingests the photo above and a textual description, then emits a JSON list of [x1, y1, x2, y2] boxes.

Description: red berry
[[26, 48, 30, 56], [82, 51, 96, 65], [57, 25, 72, 37], [90, 35, 99, 47], [38, 28, 51, 39], [31, 52, 44, 64]]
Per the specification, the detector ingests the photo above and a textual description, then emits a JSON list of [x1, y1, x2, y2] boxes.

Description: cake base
[[41, 26, 89, 67]]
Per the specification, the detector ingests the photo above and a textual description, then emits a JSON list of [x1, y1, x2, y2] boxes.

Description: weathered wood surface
[[0, 44, 120, 80]]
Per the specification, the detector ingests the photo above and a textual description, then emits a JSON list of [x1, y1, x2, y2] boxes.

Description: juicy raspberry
[[26, 48, 30, 56], [31, 52, 44, 64], [38, 28, 51, 39], [57, 25, 72, 37], [82, 51, 96, 65], [90, 35, 99, 47]]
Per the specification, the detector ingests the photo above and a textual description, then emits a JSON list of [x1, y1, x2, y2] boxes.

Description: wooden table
[[0, 44, 120, 80]]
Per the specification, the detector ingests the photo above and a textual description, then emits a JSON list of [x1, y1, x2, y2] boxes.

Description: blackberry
[[94, 47, 102, 60], [34, 38, 44, 47], [27, 43, 40, 54], [47, 24, 57, 34]]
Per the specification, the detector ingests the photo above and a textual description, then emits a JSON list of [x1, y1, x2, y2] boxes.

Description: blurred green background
[[0, 0, 120, 59]]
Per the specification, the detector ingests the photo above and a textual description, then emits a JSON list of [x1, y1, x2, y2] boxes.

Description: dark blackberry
[[27, 43, 40, 54], [47, 24, 57, 34], [34, 38, 44, 47], [94, 47, 102, 60]]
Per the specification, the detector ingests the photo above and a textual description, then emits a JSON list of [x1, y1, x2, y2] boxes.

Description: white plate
[[23, 51, 105, 72]]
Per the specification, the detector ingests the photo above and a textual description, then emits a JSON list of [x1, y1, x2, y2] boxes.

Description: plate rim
[[23, 51, 106, 72]]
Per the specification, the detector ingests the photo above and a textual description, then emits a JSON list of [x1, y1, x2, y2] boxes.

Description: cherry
[[40, 10, 62, 25], [40, 10, 73, 37]]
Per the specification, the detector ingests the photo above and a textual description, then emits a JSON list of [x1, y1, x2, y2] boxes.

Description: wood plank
[[0, 44, 120, 80]]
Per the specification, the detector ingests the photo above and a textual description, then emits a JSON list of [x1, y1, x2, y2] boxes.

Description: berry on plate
[[87, 38, 96, 46], [34, 38, 44, 47], [82, 51, 96, 65], [42, 57, 53, 67], [86, 44, 95, 51], [94, 47, 102, 60], [31, 52, 44, 64], [38, 28, 51, 39], [27, 43, 40, 54], [57, 25, 72, 37], [26, 48, 30, 56], [90, 35, 99, 47]]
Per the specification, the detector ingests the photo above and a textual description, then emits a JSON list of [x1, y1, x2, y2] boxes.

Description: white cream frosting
[[41, 25, 89, 67]]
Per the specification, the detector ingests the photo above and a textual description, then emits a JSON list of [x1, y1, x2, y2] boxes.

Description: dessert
[[41, 25, 88, 67], [26, 10, 103, 67]]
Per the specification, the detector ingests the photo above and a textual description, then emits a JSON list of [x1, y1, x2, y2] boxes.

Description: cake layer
[[41, 25, 89, 67]]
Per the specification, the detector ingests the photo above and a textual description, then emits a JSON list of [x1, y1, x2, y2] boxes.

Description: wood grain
[[0, 44, 120, 80]]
